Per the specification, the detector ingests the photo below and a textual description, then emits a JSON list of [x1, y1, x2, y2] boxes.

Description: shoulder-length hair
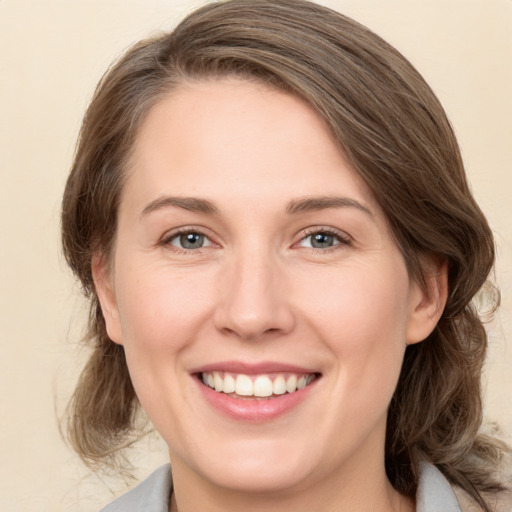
[[61, 1, 506, 508]]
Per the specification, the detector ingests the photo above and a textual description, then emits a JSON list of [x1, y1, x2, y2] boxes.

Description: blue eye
[[298, 230, 347, 249], [169, 231, 212, 250], [309, 232, 336, 249]]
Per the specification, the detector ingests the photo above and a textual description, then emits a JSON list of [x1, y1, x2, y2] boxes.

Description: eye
[[297, 229, 350, 250], [167, 231, 213, 250]]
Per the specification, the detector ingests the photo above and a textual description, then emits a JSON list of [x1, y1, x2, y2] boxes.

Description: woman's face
[[95, 79, 440, 496]]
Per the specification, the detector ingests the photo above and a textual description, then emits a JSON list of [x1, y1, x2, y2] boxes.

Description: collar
[[416, 460, 462, 512]]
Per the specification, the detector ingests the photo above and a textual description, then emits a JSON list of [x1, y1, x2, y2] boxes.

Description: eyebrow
[[140, 194, 373, 219], [286, 196, 374, 218], [141, 196, 220, 217]]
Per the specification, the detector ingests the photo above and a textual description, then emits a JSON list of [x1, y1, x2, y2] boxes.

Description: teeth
[[213, 372, 223, 392], [272, 375, 286, 395], [285, 374, 297, 393], [223, 373, 236, 393], [201, 371, 316, 397], [253, 376, 273, 397], [235, 374, 253, 396]]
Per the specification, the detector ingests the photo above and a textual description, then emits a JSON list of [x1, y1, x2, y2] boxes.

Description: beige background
[[1, 1, 510, 510]]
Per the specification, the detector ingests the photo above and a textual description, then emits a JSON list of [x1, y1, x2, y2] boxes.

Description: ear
[[406, 258, 448, 345], [91, 253, 123, 345]]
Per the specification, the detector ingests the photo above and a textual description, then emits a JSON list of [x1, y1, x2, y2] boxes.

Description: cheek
[[112, 260, 216, 432], [298, 261, 411, 386], [114, 260, 215, 351], [301, 261, 410, 337]]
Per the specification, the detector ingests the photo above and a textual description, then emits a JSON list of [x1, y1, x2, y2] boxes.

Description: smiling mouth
[[199, 371, 319, 399]]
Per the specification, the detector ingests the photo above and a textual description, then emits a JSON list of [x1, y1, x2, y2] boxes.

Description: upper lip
[[190, 360, 318, 375]]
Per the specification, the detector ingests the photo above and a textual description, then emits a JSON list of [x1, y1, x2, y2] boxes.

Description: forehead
[[123, 78, 380, 217]]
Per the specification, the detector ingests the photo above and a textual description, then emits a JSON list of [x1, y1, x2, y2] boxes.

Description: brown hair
[[61, 0, 508, 507]]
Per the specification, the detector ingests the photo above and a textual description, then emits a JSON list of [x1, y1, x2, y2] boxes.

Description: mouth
[[199, 371, 319, 400], [191, 362, 321, 421]]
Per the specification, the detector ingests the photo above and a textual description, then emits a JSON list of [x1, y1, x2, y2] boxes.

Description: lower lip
[[195, 377, 318, 422]]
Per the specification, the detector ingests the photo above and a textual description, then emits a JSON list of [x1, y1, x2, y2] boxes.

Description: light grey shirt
[[100, 460, 462, 511]]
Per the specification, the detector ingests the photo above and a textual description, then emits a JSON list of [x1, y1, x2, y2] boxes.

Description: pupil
[[180, 232, 203, 249], [312, 233, 333, 248]]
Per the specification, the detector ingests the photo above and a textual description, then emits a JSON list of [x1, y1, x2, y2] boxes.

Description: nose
[[213, 249, 296, 340]]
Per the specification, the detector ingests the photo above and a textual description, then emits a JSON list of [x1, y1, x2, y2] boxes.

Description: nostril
[[213, 302, 296, 341]]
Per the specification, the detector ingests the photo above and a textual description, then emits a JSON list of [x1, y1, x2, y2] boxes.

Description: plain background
[[1, 1, 511, 510]]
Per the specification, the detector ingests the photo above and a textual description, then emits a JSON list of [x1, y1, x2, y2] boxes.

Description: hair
[[61, 0, 508, 508]]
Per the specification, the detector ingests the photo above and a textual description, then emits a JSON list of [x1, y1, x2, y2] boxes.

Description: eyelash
[[160, 227, 215, 254], [297, 227, 352, 252], [159, 226, 352, 254]]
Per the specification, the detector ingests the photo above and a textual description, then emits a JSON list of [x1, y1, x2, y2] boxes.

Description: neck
[[169, 456, 415, 512]]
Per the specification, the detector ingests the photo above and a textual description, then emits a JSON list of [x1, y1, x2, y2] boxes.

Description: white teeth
[[272, 375, 287, 395], [213, 371, 223, 392], [253, 376, 273, 397], [235, 374, 253, 396], [201, 371, 316, 397], [222, 373, 236, 393], [286, 374, 297, 393]]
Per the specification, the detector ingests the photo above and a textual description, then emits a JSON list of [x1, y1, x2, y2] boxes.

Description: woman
[[61, 0, 510, 510]]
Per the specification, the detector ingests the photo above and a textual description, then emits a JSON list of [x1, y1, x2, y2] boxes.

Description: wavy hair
[[61, 0, 507, 508]]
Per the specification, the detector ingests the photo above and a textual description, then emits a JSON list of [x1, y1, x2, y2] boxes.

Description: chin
[[202, 456, 314, 494], [173, 433, 334, 495]]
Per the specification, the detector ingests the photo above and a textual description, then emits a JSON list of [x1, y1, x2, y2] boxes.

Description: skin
[[94, 79, 446, 512]]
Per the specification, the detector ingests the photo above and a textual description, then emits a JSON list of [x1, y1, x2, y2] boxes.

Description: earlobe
[[406, 260, 448, 345], [91, 253, 123, 345]]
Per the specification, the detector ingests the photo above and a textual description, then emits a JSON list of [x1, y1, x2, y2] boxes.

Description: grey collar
[[417, 460, 462, 512]]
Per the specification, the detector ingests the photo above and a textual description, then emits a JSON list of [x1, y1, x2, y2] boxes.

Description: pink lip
[[190, 360, 317, 375], [191, 361, 320, 422]]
